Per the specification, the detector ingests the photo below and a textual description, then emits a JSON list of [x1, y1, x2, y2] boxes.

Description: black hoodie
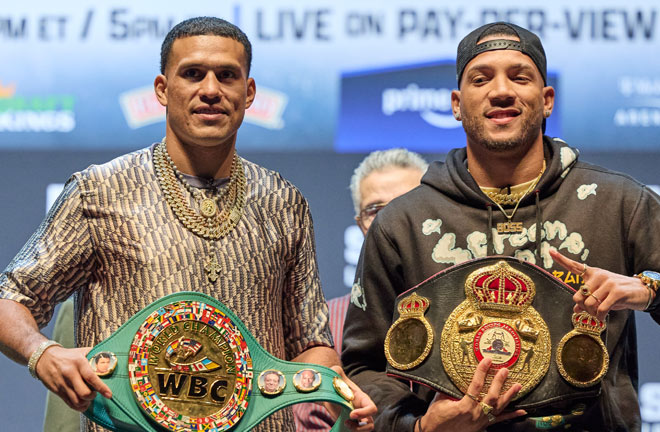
[[343, 137, 660, 431]]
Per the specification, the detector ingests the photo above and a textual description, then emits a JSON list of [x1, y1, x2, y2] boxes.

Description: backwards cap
[[456, 22, 547, 88]]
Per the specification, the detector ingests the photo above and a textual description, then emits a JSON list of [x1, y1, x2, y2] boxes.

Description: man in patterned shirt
[[0, 16, 375, 432]]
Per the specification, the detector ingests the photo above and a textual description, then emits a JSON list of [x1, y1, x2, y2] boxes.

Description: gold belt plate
[[440, 261, 551, 400], [556, 312, 609, 387], [128, 300, 252, 431], [384, 292, 434, 370]]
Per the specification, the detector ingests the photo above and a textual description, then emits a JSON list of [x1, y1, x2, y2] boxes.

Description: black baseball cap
[[456, 22, 547, 88]]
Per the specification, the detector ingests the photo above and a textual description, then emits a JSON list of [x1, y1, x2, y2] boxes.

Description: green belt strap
[[84, 291, 353, 431]]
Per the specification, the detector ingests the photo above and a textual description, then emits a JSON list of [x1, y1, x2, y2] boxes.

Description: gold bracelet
[[28, 340, 61, 379]]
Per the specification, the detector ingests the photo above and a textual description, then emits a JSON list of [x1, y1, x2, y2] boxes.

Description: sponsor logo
[[614, 76, 660, 127], [0, 80, 75, 133], [119, 85, 165, 129], [382, 83, 458, 129], [245, 86, 288, 130]]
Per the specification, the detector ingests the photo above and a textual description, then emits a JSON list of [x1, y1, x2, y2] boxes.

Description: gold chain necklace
[[153, 140, 247, 282], [484, 188, 528, 206], [490, 160, 546, 234]]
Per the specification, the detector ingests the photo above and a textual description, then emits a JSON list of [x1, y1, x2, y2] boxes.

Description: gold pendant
[[556, 312, 609, 387], [440, 261, 551, 400], [205, 254, 221, 283], [200, 198, 218, 218], [497, 221, 524, 234]]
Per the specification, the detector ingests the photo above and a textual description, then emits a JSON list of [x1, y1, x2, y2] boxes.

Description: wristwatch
[[635, 271, 660, 292], [635, 271, 660, 310]]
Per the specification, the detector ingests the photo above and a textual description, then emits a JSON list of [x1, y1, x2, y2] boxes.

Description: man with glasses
[[294, 148, 427, 431]]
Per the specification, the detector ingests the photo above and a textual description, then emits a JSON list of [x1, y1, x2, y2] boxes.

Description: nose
[[199, 71, 222, 103], [488, 74, 515, 106]]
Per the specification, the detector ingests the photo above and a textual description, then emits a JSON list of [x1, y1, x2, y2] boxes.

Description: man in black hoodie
[[342, 21, 660, 432]]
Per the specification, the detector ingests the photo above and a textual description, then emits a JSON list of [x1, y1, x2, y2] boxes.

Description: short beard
[[462, 108, 544, 153]]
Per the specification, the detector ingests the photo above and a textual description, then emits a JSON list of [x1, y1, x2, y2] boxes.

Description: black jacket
[[343, 137, 660, 431]]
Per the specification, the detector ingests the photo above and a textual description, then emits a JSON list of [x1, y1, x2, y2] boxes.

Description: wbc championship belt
[[83, 292, 354, 431], [384, 257, 609, 410]]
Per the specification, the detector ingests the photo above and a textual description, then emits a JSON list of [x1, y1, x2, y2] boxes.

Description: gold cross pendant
[[204, 254, 221, 282]]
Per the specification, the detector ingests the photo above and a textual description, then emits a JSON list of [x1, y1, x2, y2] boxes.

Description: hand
[[329, 365, 376, 431], [550, 250, 652, 321], [35, 345, 112, 412], [418, 358, 526, 432]]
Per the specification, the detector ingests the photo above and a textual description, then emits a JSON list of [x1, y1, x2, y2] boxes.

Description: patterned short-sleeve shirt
[[0, 146, 332, 432]]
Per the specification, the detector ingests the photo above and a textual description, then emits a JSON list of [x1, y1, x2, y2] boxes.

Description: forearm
[[292, 345, 339, 367], [0, 298, 48, 364]]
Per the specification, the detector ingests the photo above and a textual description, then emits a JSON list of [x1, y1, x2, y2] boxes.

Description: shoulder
[[242, 158, 309, 209], [569, 160, 646, 193], [73, 146, 153, 191]]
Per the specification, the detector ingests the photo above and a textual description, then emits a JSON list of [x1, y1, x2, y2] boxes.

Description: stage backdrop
[[1, 0, 660, 429], [1, 0, 659, 152]]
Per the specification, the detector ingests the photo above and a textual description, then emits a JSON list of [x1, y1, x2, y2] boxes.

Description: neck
[[466, 138, 545, 188], [164, 134, 236, 179]]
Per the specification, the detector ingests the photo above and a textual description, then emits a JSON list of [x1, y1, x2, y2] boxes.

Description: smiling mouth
[[194, 107, 227, 116], [486, 110, 520, 124]]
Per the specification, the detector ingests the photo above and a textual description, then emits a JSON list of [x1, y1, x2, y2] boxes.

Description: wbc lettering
[[157, 373, 229, 403]]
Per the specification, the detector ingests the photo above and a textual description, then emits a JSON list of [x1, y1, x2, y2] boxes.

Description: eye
[[217, 70, 236, 80], [512, 73, 533, 83], [471, 75, 488, 85], [183, 68, 201, 79]]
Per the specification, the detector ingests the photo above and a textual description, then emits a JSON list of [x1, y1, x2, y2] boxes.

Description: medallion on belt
[[385, 292, 434, 370], [556, 312, 609, 387], [128, 300, 253, 431], [441, 261, 551, 399]]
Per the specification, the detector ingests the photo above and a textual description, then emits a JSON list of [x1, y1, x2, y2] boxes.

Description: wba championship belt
[[384, 257, 609, 410], [83, 292, 354, 431]]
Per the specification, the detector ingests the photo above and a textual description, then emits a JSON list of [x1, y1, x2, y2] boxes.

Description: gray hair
[[350, 148, 428, 216]]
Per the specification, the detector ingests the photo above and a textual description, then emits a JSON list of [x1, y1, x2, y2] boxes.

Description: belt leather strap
[[83, 291, 353, 431]]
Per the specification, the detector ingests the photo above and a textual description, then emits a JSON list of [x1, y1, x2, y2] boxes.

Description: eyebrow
[[467, 63, 535, 74], [177, 61, 243, 72]]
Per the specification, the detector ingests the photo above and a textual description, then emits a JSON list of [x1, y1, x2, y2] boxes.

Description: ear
[[542, 86, 555, 116], [451, 90, 462, 121], [154, 74, 168, 107], [245, 77, 256, 109]]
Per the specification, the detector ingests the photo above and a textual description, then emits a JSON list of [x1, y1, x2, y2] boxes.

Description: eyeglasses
[[358, 203, 387, 222]]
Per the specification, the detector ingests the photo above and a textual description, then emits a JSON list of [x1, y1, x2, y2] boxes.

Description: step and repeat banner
[[1, 0, 660, 430], [1, 0, 659, 152]]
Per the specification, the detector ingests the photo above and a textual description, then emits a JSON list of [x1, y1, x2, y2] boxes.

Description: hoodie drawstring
[[534, 190, 542, 262], [486, 203, 494, 255]]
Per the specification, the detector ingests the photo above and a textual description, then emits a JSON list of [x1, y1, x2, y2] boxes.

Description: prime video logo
[[381, 83, 460, 129]]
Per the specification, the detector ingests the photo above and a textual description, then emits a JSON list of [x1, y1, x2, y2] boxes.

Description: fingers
[[549, 249, 585, 277], [495, 409, 527, 423], [463, 359, 525, 428], [345, 417, 374, 432], [349, 398, 376, 421], [38, 346, 113, 412], [483, 368, 522, 413], [346, 392, 375, 431], [81, 365, 113, 399], [465, 357, 492, 399], [328, 365, 376, 426]]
